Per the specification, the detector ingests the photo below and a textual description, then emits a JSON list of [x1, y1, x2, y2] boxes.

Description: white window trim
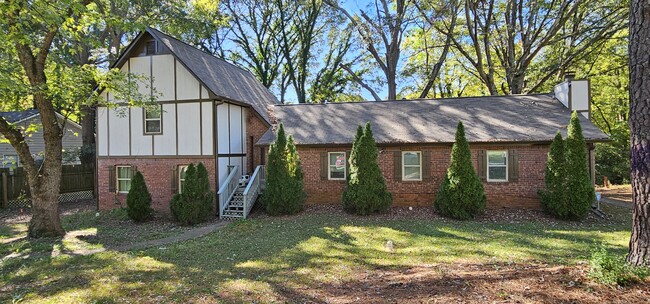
[[178, 165, 188, 193], [402, 151, 422, 181], [487, 150, 508, 182], [116, 166, 132, 193], [328, 152, 346, 180], [144, 106, 162, 134]]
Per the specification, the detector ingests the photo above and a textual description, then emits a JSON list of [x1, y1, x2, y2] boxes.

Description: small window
[[116, 166, 133, 193], [145, 41, 157, 55], [487, 150, 508, 182], [178, 165, 188, 193], [144, 105, 162, 134], [402, 151, 422, 181], [328, 152, 346, 180]]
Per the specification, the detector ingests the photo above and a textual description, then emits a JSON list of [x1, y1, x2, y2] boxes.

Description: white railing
[[217, 165, 240, 218], [242, 165, 265, 219]]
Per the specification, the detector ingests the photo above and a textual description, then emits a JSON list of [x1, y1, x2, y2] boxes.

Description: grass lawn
[[0, 203, 645, 303]]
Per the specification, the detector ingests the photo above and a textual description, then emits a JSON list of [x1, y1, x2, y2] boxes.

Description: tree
[[627, 0, 650, 266], [342, 123, 392, 215], [170, 163, 214, 225], [126, 171, 153, 222], [540, 132, 567, 217], [435, 121, 486, 219], [261, 124, 306, 215], [564, 111, 595, 219], [324, 0, 414, 100], [0, 0, 96, 237], [439, 0, 627, 95]]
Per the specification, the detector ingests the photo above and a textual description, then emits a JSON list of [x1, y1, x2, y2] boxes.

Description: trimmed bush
[[342, 122, 392, 215], [261, 124, 306, 215], [170, 163, 214, 225], [564, 111, 595, 219], [435, 121, 486, 219], [540, 132, 567, 216], [126, 171, 153, 222], [541, 112, 595, 220]]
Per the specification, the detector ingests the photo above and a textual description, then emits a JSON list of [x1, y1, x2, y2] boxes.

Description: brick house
[[96, 29, 608, 217]]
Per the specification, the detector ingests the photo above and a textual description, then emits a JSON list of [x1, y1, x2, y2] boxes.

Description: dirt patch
[[271, 263, 649, 303], [597, 185, 632, 203], [0, 199, 96, 225]]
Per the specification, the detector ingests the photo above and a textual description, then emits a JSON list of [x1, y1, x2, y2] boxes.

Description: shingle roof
[[256, 94, 609, 146], [0, 109, 39, 123], [147, 28, 278, 124]]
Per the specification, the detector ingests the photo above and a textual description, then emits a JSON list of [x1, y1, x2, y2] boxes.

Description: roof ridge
[[147, 27, 253, 77], [276, 93, 555, 106]]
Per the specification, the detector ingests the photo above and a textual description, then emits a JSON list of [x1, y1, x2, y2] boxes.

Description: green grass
[[0, 204, 633, 303]]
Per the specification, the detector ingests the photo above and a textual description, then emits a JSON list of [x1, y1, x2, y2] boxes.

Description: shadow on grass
[[1, 206, 634, 303]]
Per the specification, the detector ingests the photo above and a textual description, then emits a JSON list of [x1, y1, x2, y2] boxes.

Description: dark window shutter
[[394, 151, 402, 181], [422, 151, 431, 181], [108, 165, 115, 192], [171, 165, 178, 194], [320, 152, 328, 180], [477, 150, 487, 181], [508, 149, 519, 182], [345, 150, 351, 179]]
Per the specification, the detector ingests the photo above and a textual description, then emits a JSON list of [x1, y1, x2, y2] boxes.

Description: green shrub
[[126, 171, 153, 222], [589, 247, 650, 286], [540, 132, 568, 216], [342, 123, 392, 215], [170, 163, 214, 225], [435, 121, 486, 219], [261, 124, 306, 215]]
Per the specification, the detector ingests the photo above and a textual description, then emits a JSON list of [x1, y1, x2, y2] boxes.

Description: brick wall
[[297, 144, 550, 209], [97, 157, 216, 212], [246, 111, 270, 172]]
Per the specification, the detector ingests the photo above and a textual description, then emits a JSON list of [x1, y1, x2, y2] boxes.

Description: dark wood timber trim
[[98, 155, 213, 160]]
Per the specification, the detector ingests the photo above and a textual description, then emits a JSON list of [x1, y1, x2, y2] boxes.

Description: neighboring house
[[0, 109, 83, 168], [96, 28, 608, 217]]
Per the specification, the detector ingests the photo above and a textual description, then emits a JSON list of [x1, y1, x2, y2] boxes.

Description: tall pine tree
[[262, 124, 306, 215], [564, 111, 595, 219], [342, 122, 392, 215], [435, 121, 486, 219], [540, 132, 568, 216]]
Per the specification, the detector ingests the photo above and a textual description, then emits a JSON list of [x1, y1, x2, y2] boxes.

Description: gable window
[[178, 165, 188, 193], [402, 151, 422, 181], [144, 105, 162, 134], [487, 150, 508, 182], [145, 41, 157, 55], [328, 152, 346, 180], [116, 166, 133, 193]]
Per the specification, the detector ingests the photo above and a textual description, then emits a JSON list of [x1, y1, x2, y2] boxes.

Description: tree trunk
[[28, 183, 64, 238], [627, 0, 650, 266]]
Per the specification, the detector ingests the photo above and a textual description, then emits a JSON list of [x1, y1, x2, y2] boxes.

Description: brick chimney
[[553, 72, 591, 119]]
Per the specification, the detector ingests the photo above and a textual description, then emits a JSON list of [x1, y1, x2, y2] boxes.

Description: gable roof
[[256, 94, 609, 146], [112, 28, 278, 124], [0, 109, 82, 129]]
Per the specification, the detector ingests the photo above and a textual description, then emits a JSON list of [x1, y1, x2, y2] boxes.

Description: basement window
[[328, 152, 346, 180], [144, 105, 162, 134], [487, 150, 508, 182]]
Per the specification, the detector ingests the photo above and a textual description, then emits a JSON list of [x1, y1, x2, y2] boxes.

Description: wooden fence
[[0, 164, 95, 208]]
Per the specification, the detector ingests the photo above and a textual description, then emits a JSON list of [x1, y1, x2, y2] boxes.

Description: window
[[178, 165, 188, 193], [487, 150, 508, 182], [402, 151, 422, 181], [116, 166, 133, 193], [145, 41, 157, 55], [144, 105, 162, 134], [328, 152, 346, 180]]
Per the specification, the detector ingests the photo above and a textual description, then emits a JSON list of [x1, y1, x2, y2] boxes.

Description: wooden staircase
[[217, 165, 265, 220]]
